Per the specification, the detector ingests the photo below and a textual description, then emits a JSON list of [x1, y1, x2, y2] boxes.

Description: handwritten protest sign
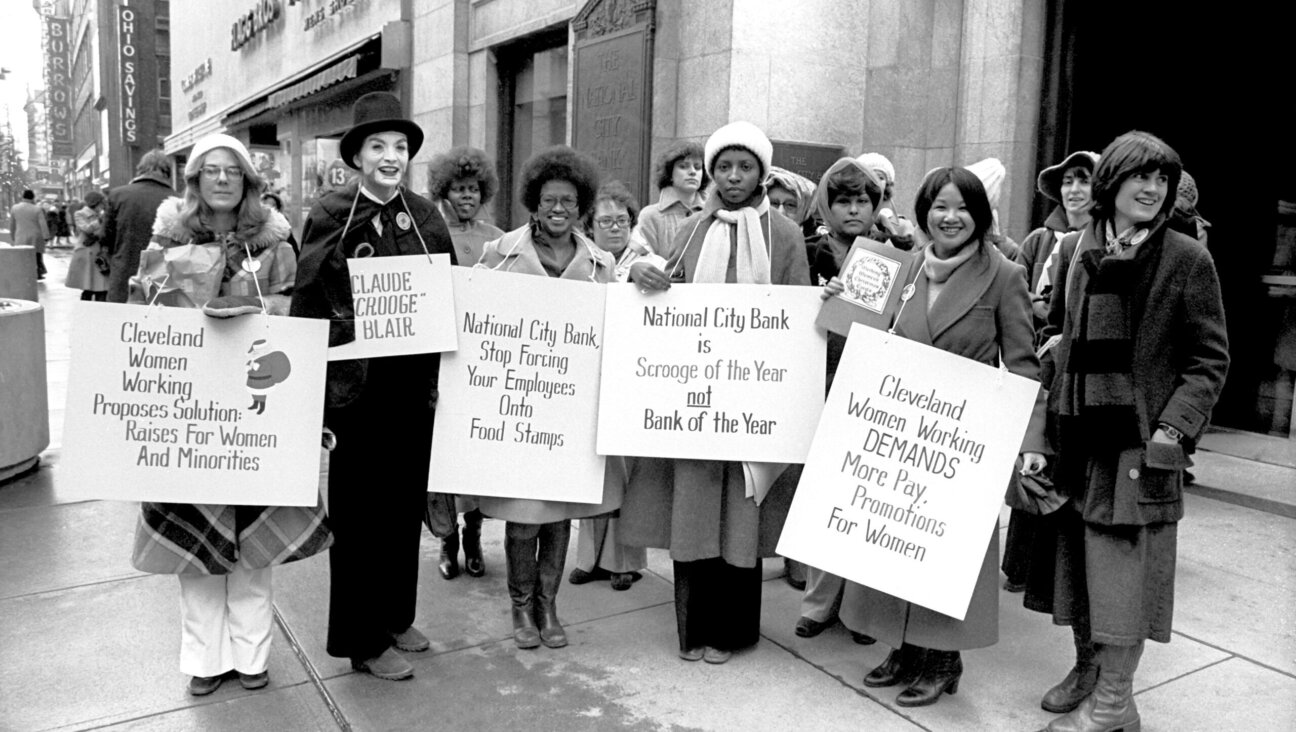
[[62, 302, 328, 506], [776, 323, 1039, 619], [429, 267, 606, 502], [597, 284, 825, 463], [328, 253, 457, 360]]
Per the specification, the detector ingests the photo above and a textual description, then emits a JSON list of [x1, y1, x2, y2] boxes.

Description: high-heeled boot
[[1042, 641, 1143, 732], [438, 528, 460, 580], [896, 649, 962, 707], [534, 520, 571, 648], [1042, 627, 1099, 713], [462, 509, 485, 577], [863, 643, 925, 688], [504, 525, 541, 649]]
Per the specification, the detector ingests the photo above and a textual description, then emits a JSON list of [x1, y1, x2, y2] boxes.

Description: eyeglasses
[[200, 166, 244, 181], [539, 195, 578, 210], [594, 215, 631, 230]]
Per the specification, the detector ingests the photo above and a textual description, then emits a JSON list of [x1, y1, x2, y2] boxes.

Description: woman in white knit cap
[[965, 157, 1021, 261], [620, 120, 811, 665]]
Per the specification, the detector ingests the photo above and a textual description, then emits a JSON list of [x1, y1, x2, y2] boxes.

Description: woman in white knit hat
[[620, 121, 811, 665], [128, 133, 330, 697]]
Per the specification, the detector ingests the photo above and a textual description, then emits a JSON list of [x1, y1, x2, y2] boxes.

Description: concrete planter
[[0, 299, 49, 482], [0, 246, 39, 301]]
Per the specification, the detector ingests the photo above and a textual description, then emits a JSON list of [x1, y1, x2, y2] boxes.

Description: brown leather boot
[[863, 643, 925, 688], [896, 649, 962, 707], [1042, 627, 1099, 713], [504, 526, 540, 649], [533, 521, 571, 648], [1042, 641, 1143, 732]]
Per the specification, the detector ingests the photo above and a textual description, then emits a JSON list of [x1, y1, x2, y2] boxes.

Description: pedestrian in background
[[795, 157, 886, 645], [44, 201, 68, 247], [965, 157, 1021, 261], [127, 133, 329, 697], [291, 92, 456, 681], [623, 121, 811, 665], [9, 190, 49, 280], [999, 150, 1099, 600], [830, 166, 1047, 707], [473, 145, 625, 650], [856, 152, 917, 251], [631, 140, 707, 264], [426, 145, 505, 266], [766, 166, 818, 243], [103, 150, 175, 303], [65, 190, 108, 300], [1031, 131, 1229, 732], [258, 192, 299, 255]]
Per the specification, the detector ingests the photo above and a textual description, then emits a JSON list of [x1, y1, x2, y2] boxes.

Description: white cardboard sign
[[776, 323, 1039, 619], [429, 267, 607, 502], [61, 302, 328, 506], [327, 253, 457, 360], [597, 284, 826, 462]]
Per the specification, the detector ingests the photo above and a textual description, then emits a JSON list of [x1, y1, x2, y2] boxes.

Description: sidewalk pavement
[[2, 250, 1294, 731]]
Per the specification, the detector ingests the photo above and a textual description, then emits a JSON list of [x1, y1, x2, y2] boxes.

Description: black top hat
[[339, 92, 424, 170]]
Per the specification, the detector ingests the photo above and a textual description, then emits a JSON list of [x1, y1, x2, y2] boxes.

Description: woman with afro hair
[[472, 145, 625, 651], [423, 146, 504, 584], [426, 146, 505, 265], [630, 140, 708, 266]]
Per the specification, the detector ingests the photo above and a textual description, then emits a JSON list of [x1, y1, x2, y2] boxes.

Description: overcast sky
[[1, 1, 51, 161]]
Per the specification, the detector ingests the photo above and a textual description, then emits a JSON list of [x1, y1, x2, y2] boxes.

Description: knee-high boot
[[504, 525, 540, 649], [1043, 641, 1143, 732], [1042, 626, 1099, 713], [534, 521, 571, 648], [462, 509, 485, 577]]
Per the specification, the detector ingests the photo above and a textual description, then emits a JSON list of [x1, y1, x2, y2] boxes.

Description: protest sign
[[429, 267, 607, 502], [597, 284, 825, 463], [327, 253, 457, 360], [776, 323, 1039, 619], [62, 302, 328, 506]]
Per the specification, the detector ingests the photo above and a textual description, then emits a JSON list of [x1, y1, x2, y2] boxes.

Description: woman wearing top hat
[[291, 92, 456, 681]]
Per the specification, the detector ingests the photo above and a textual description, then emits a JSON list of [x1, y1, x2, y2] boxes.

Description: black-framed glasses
[[200, 166, 244, 181], [594, 215, 631, 230]]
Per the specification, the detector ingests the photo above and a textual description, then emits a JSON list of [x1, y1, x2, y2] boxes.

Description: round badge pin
[[354, 242, 375, 258], [241, 258, 262, 273], [900, 284, 915, 302], [396, 212, 412, 231]]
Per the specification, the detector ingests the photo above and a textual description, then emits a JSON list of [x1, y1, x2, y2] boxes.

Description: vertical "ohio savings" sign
[[118, 3, 139, 145]]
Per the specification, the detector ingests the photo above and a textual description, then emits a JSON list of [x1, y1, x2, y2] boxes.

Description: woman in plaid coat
[[127, 134, 330, 697]]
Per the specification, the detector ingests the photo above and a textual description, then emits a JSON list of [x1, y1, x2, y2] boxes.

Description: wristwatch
[[1158, 423, 1185, 442]]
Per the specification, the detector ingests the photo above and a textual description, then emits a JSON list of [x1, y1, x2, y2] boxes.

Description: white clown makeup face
[[353, 131, 409, 200]]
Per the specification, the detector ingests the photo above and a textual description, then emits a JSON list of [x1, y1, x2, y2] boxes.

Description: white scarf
[[693, 198, 772, 284], [691, 196, 784, 504]]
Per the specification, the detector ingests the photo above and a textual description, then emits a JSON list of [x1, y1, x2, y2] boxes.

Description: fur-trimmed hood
[[150, 196, 292, 253]]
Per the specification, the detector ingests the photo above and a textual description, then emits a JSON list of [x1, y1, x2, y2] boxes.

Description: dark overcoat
[[103, 174, 176, 303]]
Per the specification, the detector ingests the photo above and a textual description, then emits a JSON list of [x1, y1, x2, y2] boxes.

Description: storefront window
[[497, 33, 569, 228], [301, 136, 355, 223]]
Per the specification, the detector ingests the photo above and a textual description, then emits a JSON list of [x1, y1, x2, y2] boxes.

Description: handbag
[[94, 250, 111, 276]]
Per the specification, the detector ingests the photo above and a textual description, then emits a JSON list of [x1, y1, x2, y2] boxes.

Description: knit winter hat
[[1175, 170, 1199, 215], [704, 121, 773, 179], [965, 157, 1006, 207], [1036, 150, 1100, 204], [855, 152, 896, 187], [185, 133, 256, 179]]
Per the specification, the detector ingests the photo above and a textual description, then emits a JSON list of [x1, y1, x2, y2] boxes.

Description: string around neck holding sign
[[142, 274, 171, 318]]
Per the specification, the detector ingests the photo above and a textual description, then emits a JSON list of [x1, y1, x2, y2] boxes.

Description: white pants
[[177, 564, 273, 677]]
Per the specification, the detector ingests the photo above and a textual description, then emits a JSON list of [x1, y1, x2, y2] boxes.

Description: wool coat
[[65, 206, 108, 292], [618, 204, 812, 567], [129, 198, 331, 575], [1031, 219, 1228, 645], [470, 224, 627, 525], [840, 240, 1047, 651], [103, 174, 176, 303], [9, 201, 49, 251], [1016, 207, 1077, 330]]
